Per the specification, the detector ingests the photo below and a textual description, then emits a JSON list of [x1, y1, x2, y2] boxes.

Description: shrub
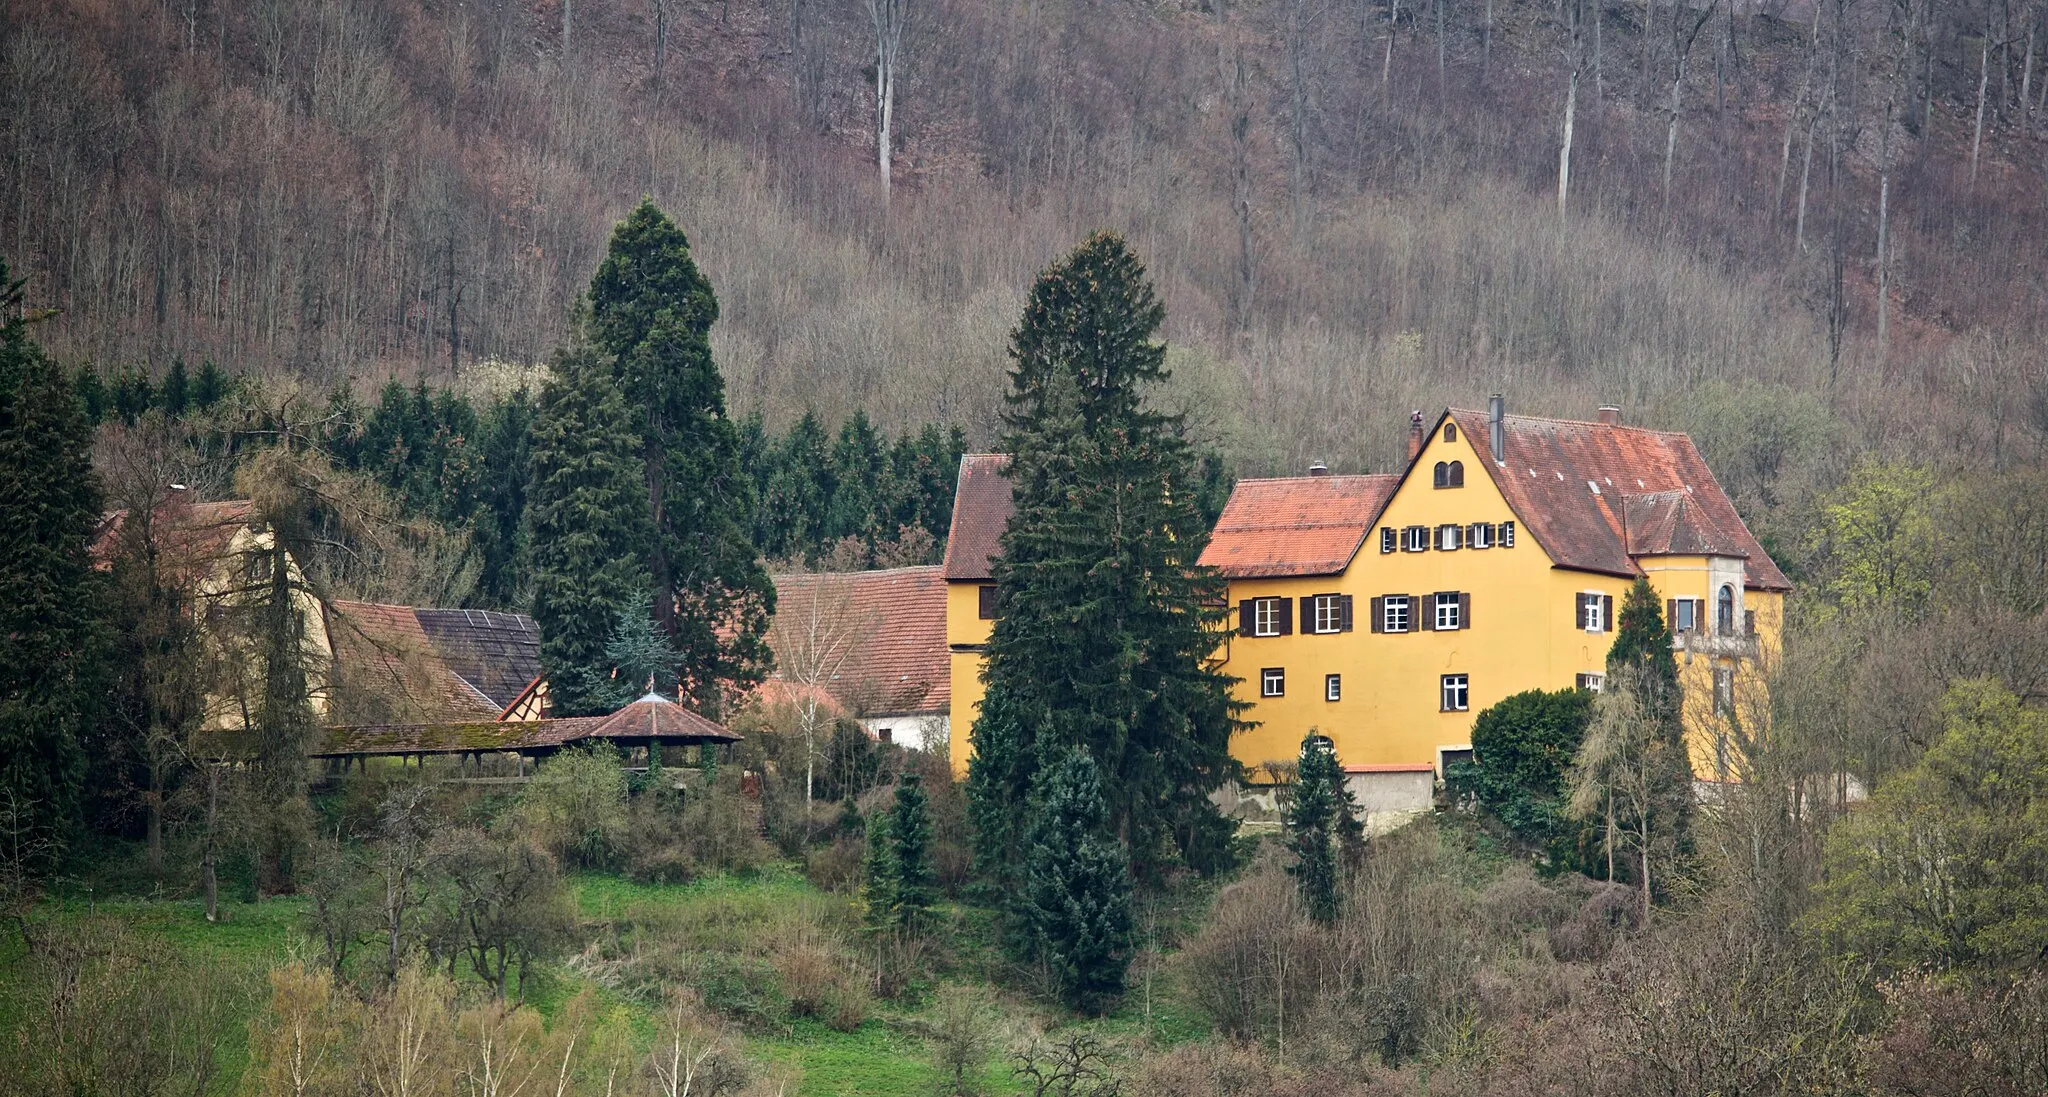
[[927, 984, 1000, 1096], [515, 743, 628, 869], [1547, 882, 1639, 962]]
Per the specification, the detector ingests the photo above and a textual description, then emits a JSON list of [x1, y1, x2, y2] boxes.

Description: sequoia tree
[[526, 345, 654, 716], [967, 231, 1243, 883], [0, 259, 103, 861], [587, 200, 774, 714]]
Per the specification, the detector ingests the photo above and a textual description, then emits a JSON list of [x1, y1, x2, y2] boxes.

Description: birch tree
[[1559, 0, 1588, 222], [767, 570, 866, 804], [867, 0, 907, 199]]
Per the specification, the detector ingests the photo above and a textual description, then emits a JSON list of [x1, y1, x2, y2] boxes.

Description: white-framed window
[[1468, 522, 1493, 549], [1403, 525, 1429, 552], [1499, 520, 1516, 547], [1262, 667, 1286, 697], [1576, 672, 1605, 692], [1434, 593, 1463, 631], [1253, 598, 1284, 637], [1672, 597, 1699, 633], [1441, 674, 1469, 712], [1310, 594, 1347, 634], [1436, 524, 1462, 551], [1717, 585, 1738, 634], [1578, 592, 1610, 633], [1325, 674, 1341, 701], [1382, 595, 1412, 633], [1380, 527, 1396, 553]]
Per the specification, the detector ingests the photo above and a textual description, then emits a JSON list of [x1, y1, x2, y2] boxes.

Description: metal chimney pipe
[[1488, 394, 1505, 465]]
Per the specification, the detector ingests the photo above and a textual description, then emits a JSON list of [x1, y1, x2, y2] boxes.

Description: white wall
[[860, 712, 950, 754]]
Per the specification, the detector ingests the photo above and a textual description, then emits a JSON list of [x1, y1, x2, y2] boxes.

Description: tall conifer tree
[[1604, 577, 1694, 884], [968, 232, 1243, 882], [1021, 750, 1134, 1015], [1284, 734, 1346, 923], [0, 260, 103, 859], [527, 345, 654, 716], [587, 200, 773, 713]]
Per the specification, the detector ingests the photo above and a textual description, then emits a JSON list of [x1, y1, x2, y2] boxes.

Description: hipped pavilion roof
[[204, 692, 740, 761]]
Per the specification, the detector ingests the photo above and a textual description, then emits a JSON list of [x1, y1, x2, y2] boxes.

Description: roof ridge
[[1450, 407, 1689, 437], [774, 564, 944, 579]]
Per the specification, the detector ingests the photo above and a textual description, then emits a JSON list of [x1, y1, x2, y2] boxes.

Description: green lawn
[[0, 863, 1201, 1096]]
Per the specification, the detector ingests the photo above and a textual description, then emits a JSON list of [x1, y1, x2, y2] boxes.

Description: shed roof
[[1197, 474, 1401, 577], [939, 454, 1013, 582], [1444, 409, 1790, 591], [327, 601, 539, 723]]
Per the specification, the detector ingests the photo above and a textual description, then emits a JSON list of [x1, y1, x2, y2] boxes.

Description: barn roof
[[768, 565, 948, 717], [1197, 474, 1401, 578]]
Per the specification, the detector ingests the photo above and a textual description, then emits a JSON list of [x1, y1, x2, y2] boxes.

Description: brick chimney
[[1597, 404, 1622, 426], [1407, 410, 1426, 461]]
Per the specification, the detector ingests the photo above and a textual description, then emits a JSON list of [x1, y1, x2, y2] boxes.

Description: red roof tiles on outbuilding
[[1197, 474, 1401, 578], [768, 565, 949, 716], [940, 454, 1013, 582]]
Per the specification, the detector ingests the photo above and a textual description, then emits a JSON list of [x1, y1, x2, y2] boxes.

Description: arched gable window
[[1433, 461, 1448, 487], [1444, 423, 1458, 443], [1447, 461, 1464, 487], [1717, 585, 1736, 634]]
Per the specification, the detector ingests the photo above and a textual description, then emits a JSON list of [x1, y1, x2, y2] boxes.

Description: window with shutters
[[1434, 593, 1464, 631], [1467, 522, 1493, 549], [978, 585, 998, 620], [1576, 672, 1605, 692], [1251, 597, 1287, 637], [1440, 674, 1469, 712], [1436, 524, 1462, 550], [1262, 667, 1286, 697], [1380, 527, 1396, 553], [1381, 595, 1412, 633], [1670, 597, 1699, 633], [1578, 592, 1611, 633], [1325, 674, 1341, 701], [1444, 423, 1458, 443], [1499, 521, 1516, 547], [1403, 525, 1429, 552], [1307, 593, 1351, 634]]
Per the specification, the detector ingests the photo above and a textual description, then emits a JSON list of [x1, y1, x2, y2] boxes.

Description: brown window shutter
[[1602, 594, 1614, 632], [1745, 609, 1755, 636], [1459, 592, 1471, 629], [979, 585, 998, 620], [1276, 598, 1293, 635], [1369, 596, 1384, 633], [1340, 594, 1355, 632], [1418, 594, 1435, 631], [1666, 598, 1678, 631], [1239, 600, 1253, 636], [1574, 593, 1585, 630], [1301, 596, 1316, 634]]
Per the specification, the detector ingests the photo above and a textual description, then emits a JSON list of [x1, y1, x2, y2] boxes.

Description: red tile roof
[[1622, 491, 1746, 559], [1444, 409, 1791, 591], [90, 498, 258, 577], [940, 454, 1013, 581], [768, 566, 949, 716], [587, 692, 743, 743], [1197, 475, 1401, 577], [326, 601, 513, 723]]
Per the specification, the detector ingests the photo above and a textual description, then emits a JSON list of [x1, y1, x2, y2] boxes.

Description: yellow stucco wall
[[946, 580, 993, 774], [946, 420, 1785, 782]]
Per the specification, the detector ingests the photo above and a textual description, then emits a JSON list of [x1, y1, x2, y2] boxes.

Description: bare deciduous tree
[[867, 0, 907, 199]]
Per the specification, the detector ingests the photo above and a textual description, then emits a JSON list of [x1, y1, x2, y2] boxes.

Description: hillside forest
[[7, 0, 2048, 1094]]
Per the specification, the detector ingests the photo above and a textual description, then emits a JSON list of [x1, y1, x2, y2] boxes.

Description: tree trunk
[[1795, 122, 1814, 250], [1973, 33, 1991, 187], [562, 0, 572, 60], [1483, 0, 1493, 82], [1875, 168, 1890, 349], [1638, 815, 1652, 923], [1383, 0, 1400, 87], [1559, 61, 1579, 221], [203, 849, 218, 922]]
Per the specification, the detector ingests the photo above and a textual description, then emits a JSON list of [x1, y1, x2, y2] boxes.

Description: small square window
[[1441, 674, 1469, 712], [1673, 598, 1698, 633], [1262, 667, 1286, 698], [1576, 672, 1605, 693], [1325, 674, 1341, 701], [1404, 525, 1429, 552], [1380, 527, 1396, 554], [1467, 522, 1492, 549], [1434, 593, 1462, 631], [877, 728, 894, 743], [1383, 595, 1411, 633]]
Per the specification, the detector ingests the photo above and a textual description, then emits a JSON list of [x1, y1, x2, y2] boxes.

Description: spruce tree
[[1284, 735, 1346, 923], [599, 606, 679, 707], [889, 772, 935, 929], [1021, 750, 1134, 1016], [588, 200, 774, 714], [0, 260, 104, 860], [527, 345, 654, 716], [969, 232, 1243, 884]]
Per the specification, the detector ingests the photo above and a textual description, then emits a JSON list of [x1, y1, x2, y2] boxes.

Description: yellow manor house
[[943, 398, 1788, 802]]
